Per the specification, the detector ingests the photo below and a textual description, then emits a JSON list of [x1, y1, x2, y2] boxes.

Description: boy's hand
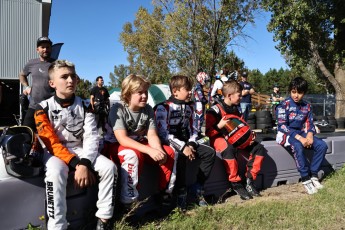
[[148, 148, 166, 163], [299, 137, 310, 148], [217, 116, 229, 129], [249, 131, 257, 145], [183, 146, 196, 161], [74, 165, 96, 189], [306, 133, 314, 147]]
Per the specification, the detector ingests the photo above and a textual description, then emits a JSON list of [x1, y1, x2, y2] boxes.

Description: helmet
[[241, 71, 248, 77], [196, 72, 209, 85], [222, 114, 253, 149]]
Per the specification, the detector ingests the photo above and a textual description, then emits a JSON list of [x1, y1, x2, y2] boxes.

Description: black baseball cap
[[37, 36, 52, 47]]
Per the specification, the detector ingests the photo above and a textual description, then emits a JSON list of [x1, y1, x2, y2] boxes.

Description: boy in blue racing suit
[[276, 77, 327, 195]]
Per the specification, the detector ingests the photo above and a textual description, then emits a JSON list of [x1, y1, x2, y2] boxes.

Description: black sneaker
[[246, 178, 261, 197], [96, 218, 114, 230], [177, 189, 187, 212], [157, 191, 173, 206], [231, 182, 253, 200]]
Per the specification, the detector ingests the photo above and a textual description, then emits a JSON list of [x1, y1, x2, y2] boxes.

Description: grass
[[116, 167, 345, 230]]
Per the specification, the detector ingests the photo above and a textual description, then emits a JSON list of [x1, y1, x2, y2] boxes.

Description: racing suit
[[276, 97, 327, 179], [193, 82, 208, 135], [206, 100, 265, 182], [154, 97, 215, 193], [106, 102, 176, 205], [35, 94, 117, 230]]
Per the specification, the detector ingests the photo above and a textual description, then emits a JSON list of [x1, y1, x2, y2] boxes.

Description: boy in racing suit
[[206, 80, 266, 200], [105, 74, 176, 208], [34, 60, 117, 230], [193, 71, 209, 136], [154, 75, 216, 211], [276, 77, 327, 194]]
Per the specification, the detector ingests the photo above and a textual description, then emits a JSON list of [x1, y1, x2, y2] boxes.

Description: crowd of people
[[18, 36, 328, 230]]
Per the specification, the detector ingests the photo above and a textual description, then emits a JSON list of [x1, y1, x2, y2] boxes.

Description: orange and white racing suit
[[35, 94, 117, 230]]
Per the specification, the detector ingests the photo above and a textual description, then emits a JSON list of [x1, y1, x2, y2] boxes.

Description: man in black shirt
[[90, 76, 110, 132]]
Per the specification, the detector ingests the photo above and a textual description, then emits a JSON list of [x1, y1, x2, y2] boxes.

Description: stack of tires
[[255, 111, 273, 130], [247, 112, 256, 130]]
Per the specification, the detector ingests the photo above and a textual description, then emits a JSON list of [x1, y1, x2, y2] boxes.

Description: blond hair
[[48, 60, 75, 79], [121, 74, 151, 105], [222, 80, 242, 95], [169, 75, 193, 92]]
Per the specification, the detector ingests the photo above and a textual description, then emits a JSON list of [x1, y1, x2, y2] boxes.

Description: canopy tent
[[109, 84, 171, 108]]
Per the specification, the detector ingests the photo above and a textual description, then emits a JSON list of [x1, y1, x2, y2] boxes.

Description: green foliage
[[120, 0, 259, 80], [109, 64, 131, 88], [76, 78, 92, 99]]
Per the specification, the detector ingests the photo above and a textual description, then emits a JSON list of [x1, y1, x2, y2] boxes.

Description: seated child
[[276, 77, 327, 194], [34, 60, 117, 230], [106, 74, 176, 207], [206, 80, 266, 200], [154, 75, 216, 211]]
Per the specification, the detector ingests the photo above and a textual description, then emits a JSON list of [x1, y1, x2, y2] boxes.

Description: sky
[[49, 0, 289, 85]]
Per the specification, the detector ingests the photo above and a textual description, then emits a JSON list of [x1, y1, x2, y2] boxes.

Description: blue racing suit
[[193, 82, 208, 134], [276, 97, 327, 178]]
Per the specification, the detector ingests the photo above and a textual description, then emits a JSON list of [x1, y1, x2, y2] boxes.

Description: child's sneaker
[[196, 189, 208, 207], [177, 189, 187, 212], [231, 182, 253, 200], [302, 180, 318, 194], [246, 178, 261, 197], [311, 177, 324, 190]]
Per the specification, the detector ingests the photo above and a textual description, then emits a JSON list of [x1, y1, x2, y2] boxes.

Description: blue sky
[[49, 1, 289, 85]]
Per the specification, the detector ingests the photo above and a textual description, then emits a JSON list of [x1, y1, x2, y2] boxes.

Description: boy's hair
[[48, 60, 75, 79], [288, 77, 308, 93], [222, 80, 243, 95], [121, 74, 151, 105], [169, 75, 193, 92]]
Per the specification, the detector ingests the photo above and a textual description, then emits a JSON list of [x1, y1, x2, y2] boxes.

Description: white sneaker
[[302, 180, 318, 194], [311, 177, 324, 189]]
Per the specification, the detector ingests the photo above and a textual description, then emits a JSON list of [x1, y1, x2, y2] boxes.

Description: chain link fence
[[303, 94, 337, 117]]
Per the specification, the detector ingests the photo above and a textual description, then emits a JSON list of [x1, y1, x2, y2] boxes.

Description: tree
[[262, 0, 345, 117], [76, 78, 92, 99], [120, 1, 259, 81], [120, 7, 171, 83], [109, 64, 131, 88]]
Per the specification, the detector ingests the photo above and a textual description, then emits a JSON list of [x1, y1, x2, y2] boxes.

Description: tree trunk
[[334, 65, 345, 118]]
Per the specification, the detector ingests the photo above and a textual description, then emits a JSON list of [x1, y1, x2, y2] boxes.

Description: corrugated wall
[[0, 0, 44, 80]]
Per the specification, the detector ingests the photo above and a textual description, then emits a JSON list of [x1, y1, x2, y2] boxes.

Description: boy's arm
[[35, 105, 79, 169], [147, 128, 165, 152], [154, 103, 188, 152], [205, 109, 222, 139], [276, 101, 298, 138], [306, 104, 316, 135], [81, 111, 100, 165]]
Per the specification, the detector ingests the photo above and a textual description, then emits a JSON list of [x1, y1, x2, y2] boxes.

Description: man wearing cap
[[239, 71, 255, 121], [19, 36, 55, 131]]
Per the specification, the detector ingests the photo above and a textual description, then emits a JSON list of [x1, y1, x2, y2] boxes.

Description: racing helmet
[[222, 114, 253, 149], [196, 72, 210, 85]]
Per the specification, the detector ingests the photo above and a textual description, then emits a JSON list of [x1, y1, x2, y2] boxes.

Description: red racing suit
[[206, 100, 266, 182]]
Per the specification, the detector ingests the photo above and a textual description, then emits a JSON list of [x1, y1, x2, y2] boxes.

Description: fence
[[252, 93, 340, 117]]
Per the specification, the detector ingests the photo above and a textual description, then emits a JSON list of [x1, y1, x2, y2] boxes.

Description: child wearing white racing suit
[[35, 60, 117, 230], [276, 77, 327, 194]]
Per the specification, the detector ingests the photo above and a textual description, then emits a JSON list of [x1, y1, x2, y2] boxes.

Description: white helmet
[[196, 72, 210, 85]]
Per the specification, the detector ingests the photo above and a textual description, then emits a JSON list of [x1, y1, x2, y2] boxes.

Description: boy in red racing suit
[[34, 60, 117, 230], [206, 80, 266, 200]]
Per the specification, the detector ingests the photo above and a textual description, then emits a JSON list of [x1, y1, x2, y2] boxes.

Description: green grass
[[116, 167, 345, 230]]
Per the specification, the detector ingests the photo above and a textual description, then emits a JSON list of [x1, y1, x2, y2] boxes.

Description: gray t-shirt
[[23, 58, 54, 109], [109, 102, 156, 142]]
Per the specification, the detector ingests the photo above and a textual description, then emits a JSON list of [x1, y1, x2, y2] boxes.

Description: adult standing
[[90, 76, 110, 132], [239, 71, 255, 121], [19, 36, 55, 131]]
